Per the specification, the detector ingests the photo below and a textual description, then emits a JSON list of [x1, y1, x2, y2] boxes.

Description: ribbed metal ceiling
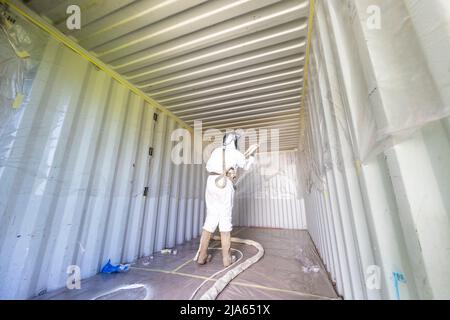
[[25, 0, 309, 150]]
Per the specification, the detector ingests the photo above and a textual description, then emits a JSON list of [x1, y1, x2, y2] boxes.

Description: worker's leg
[[220, 231, 236, 267], [219, 185, 235, 267], [218, 213, 235, 267], [197, 177, 220, 265], [197, 229, 212, 265], [198, 212, 219, 265]]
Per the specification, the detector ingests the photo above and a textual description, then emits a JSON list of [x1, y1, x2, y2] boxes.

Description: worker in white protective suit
[[197, 132, 255, 267]]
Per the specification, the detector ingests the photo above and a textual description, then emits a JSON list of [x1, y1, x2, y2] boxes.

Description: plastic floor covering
[[34, 228, 339, 300]]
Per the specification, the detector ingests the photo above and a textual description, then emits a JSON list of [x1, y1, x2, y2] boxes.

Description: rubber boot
[[197, 230, 212, 265], [220, 232, 236, 267]]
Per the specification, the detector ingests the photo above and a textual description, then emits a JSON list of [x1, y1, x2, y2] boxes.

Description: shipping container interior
[[0, 0, 449, 300]]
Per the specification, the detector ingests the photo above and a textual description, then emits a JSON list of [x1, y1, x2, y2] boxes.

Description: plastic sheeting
[[300, 0, 450, 300], [233, 151, 307, 230], [0, 5, 45, 107], [301, 0, 450, 166], [0, 5, 48, 175], [0, 11, 206, 299], [34, 227, 339, 300]]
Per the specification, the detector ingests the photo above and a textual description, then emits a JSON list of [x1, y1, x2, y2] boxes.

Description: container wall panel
[[3, 0, 449, 301], [233, 151, 306, 230], [0, 25, 205, 298], [300, 0, 450, 300]]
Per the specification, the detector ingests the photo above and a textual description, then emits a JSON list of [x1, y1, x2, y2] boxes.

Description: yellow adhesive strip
[[172, 257, 194, 273], [2, 0, 193, 132], [232, 281, 338, 300], [130, 266, 215, 281], [131, 265, 337, 299], [355, 159, 362, 176], [12, 93, 24, 109]]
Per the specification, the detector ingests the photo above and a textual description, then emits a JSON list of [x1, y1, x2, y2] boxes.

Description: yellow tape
[[2, 0, 193, 132], [172, 257, 194, 273], [130, 266, 215, 281], [12, 93, 24, 109], [299, 0, 316, 140], [232, 281, 337, 300], [355, 159, 362, 176], [131, 266, 337, 299], [15, 50, 30, 59]]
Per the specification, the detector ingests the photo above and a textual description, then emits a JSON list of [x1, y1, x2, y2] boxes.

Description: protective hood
[[223, 132, 240, 149]]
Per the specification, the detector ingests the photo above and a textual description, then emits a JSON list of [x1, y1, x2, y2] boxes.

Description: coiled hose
[[192, 235, 264, 300]]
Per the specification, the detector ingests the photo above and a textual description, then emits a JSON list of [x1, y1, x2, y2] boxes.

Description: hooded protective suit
[[196, 133, 254, 266], [203, 143, 253, 232]]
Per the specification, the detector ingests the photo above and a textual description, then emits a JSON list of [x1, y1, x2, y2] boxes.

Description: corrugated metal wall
[[0, 34, 205, 299], [301, 0, 450, 300], [3, 0, 449, 302], [233, 151, 306, 230]]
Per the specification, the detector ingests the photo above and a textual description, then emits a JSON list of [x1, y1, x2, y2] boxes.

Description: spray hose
[[192, 235, 264, 300]]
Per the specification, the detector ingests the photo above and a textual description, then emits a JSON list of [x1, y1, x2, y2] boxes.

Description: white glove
[[244, 144, 259, 157]]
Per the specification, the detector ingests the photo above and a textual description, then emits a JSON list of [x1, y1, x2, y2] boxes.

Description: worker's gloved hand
[[244, 144, 259, 157]]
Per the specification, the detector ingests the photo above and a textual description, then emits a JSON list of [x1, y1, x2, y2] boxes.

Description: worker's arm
[[235, 151, 255, 171], [206, 148, 219, 173], [241, 144, 258, 170]]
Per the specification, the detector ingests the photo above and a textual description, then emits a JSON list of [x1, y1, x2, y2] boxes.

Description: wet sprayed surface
[[34, 228, 339, 300]]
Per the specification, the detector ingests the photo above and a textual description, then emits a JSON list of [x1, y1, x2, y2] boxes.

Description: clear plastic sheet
[[351, 0, 450, 159], [0, 6, 48, 176], [296, 248, 320, 273], [233, 151, 307, 230], [0, 6, 47, 106], [34, 227, 339, 300], [0, 9, 206, 299], [298, 48, 328, 194], [299, 0, 450, 194]]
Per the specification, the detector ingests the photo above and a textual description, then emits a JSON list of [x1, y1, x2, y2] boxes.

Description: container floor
[[34, 228, 339, 300]]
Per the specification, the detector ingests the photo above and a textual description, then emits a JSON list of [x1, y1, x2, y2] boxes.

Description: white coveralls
[[203, 144, 253, 233]]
